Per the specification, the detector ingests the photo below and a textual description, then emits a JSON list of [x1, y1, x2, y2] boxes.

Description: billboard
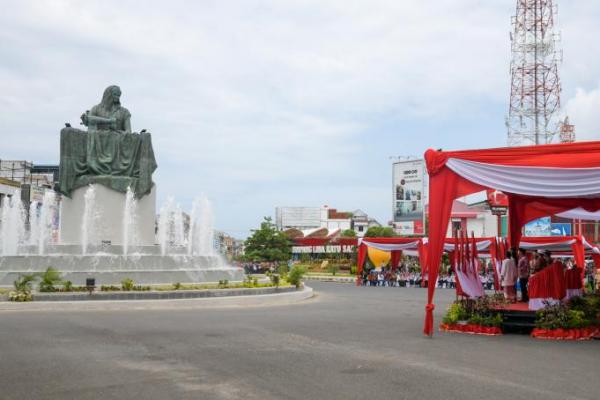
[[392, 159, 425, 235], [524, 217, 552, 237], [551, 223, 572, 236]]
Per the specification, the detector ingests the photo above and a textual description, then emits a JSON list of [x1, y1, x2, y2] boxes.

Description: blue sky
[[1, 1, 600, 238]]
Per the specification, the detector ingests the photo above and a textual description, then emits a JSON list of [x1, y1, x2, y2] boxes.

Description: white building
[[275, 206, 379, 237], [437, 200, 499, 238], [0, 177, 20, 208]]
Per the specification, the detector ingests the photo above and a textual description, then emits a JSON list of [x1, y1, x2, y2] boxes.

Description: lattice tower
[[506, 0, 562, 146]]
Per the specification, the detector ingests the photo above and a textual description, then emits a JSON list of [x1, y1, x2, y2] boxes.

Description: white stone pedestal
[[60, 184, 156, 246]]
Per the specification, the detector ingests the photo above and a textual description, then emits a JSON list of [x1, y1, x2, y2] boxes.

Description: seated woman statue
[[80, 85, 132, 133]]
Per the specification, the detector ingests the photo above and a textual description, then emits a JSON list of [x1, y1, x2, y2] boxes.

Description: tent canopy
[[424, 141, 600, 336]]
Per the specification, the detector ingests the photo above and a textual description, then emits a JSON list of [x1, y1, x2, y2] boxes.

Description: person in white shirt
[[501, 250, 518, 301]]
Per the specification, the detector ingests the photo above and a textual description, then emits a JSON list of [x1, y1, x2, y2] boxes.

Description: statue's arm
[[124, 115, 132, 133], [80, 110, 116, 129]]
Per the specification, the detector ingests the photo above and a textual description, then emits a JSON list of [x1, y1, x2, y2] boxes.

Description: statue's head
[[100, 85, 122, 109]]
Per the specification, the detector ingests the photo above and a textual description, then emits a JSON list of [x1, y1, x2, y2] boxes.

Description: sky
[[1, 0, 600, 238]]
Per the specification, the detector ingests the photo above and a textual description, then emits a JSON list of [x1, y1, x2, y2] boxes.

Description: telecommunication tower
[[559, 116, 575, 143], [506, 0, 562, 146]]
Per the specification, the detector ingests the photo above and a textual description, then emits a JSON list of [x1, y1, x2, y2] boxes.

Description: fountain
[[0, 193, 26, 256], [0, 85, 243, 286], [122, 186, 138, 256]]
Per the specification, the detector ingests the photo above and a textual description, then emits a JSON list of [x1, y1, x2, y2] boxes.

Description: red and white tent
[[424, 141, 600, 336], [356, 237, 426, 282]]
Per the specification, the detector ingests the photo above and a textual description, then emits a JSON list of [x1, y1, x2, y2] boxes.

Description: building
[[214, 230, 241, 261], [0, 160, 59, 189], [442, 200, 499, 238], [275, 205, 379, 237], [0, 177, 21, 208], [351, 209, 381, 237]]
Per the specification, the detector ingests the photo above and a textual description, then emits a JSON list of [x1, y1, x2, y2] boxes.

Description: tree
[[243, 217, 291, 261], [364, 226, 396, 237], [340, 229, 356, 238]]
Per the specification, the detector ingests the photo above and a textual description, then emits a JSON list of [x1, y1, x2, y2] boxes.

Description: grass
[[0, 281, 291, 295], [305, 272, 353, 277], [152, 281, 291, 291]]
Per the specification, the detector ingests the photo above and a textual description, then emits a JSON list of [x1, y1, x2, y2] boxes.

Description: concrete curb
[[304, 275, 355, 283], [0, 285, 314, 312], [31, 285, 297, 301]]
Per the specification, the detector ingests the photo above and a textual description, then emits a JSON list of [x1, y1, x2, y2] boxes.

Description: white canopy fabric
[[446, 158, 600, 198], [443, 240, 492, 253], [556, 207, 600, 221], [358, 239, 421, 252]]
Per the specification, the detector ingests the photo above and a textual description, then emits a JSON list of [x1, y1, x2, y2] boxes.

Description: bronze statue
[[80, 85, 132, 133], [59, 85, 156, 198]]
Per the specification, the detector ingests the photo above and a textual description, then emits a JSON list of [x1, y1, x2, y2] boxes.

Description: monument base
[[0, 245, 244, 286], [60, 184, 156, 246]]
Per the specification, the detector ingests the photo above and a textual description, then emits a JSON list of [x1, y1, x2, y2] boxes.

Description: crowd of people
[[360, 265, 497, 289], [240, 262, 279, 274], [498, 248, 591, 303]]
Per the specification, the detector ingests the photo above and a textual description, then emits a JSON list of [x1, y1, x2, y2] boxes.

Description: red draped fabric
[[529, 262, 566, 300], [593, 254, 600, 272], [570, 238, 586, 280], [390, 250, 402, 271], [356, 243, 368, 285], [565, 268, 583, 290], [423, 141, 600, 336], [418, 240, 428, 284]]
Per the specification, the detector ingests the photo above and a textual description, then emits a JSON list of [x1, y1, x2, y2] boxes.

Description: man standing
[[517, 248, 529, 302]]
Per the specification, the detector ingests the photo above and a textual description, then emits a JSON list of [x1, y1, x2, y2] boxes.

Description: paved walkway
[[0, 282, 597, 400]]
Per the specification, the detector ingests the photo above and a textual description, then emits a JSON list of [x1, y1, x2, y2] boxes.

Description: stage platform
[[493, 302, 531, 312], [493, 302, 537, 334]]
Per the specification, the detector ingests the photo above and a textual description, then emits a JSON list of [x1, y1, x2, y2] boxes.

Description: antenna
[[506, 0, 563, 146]]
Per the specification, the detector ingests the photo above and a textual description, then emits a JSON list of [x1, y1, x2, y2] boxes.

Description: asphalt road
[[0, 282, 598, 400]]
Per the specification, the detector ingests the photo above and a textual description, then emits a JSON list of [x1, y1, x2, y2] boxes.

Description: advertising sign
[[29, 186, 46, 203], [551, 223, 572, 236], [392, 160, 425, 235], [524, 217, 552, 237]]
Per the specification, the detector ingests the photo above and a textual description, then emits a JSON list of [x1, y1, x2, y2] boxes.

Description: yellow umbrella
[[368, 247, 390, 268]]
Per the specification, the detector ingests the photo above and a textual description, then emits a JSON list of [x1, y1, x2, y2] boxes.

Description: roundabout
[[0, 282, 597, 400]]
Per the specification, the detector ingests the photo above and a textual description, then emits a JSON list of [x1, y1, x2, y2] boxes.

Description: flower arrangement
[[440, 296, 503, 336], [532, 294, 600, 340]]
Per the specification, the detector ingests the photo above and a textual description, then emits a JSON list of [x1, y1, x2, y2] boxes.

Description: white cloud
[[564, 85, 600, 141], [1, 1, 600, 236]]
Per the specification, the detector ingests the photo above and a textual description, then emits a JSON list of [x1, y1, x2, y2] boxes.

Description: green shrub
[[567, 294, 600, 322], [443, 302, 469, 324], [536, 303, 570, 329], [243, 276, 254, 288], [38, 267, 62, 292], [350, 265, 357, 275], [482, 313, 503, 327], [287, 265, 305, 288], [63, 280, 73, 292], [269, 274, 280, 287], [218, 279, 229, 288], [566, 309, 590, 329], [13, 273, 37, 293], [10, 273, 37, 302], [277, 264, 289, 278], [172, 282, 182, 290], [9, 291, 32, 302], [121, 278, 135, 291], [327, 264, 340, 276]]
